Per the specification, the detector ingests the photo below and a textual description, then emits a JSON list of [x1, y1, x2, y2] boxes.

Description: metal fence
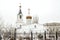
[[13, 31, 60, 40]]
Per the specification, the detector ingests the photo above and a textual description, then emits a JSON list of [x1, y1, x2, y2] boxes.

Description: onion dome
[[26, 16, 32, 19], [26, 9, 32, 19]]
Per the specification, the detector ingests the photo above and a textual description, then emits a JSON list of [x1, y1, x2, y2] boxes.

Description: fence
[[13, 31, 60, 40]]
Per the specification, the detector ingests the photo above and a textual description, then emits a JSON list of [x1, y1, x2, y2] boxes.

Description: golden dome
[[26, 16, 32, 19]]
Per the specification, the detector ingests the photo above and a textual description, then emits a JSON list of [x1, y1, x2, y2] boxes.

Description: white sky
[[0, 0, 60, 25]]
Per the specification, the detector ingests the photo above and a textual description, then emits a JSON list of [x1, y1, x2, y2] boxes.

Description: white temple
[[14, 3, 46, 40]]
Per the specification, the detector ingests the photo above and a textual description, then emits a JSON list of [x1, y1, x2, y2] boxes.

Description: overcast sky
[[0, 0, 60, 25]]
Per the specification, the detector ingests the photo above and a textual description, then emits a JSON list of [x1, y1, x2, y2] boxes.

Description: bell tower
[[17, 3, 23, 23], [16, 3, 23, 28]]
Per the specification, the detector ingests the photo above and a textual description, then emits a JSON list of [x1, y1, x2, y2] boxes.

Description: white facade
[[43, 22, 60, 32]]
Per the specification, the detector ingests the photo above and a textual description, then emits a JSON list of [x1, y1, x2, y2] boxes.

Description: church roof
[[18, 3, 22, 15], [18, 9, 22, 14]]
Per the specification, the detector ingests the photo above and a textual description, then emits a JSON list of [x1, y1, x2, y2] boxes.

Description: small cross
[[19, 3, 21, 8]]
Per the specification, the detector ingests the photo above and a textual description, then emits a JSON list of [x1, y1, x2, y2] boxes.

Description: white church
[[15, 3, 46, 40]]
